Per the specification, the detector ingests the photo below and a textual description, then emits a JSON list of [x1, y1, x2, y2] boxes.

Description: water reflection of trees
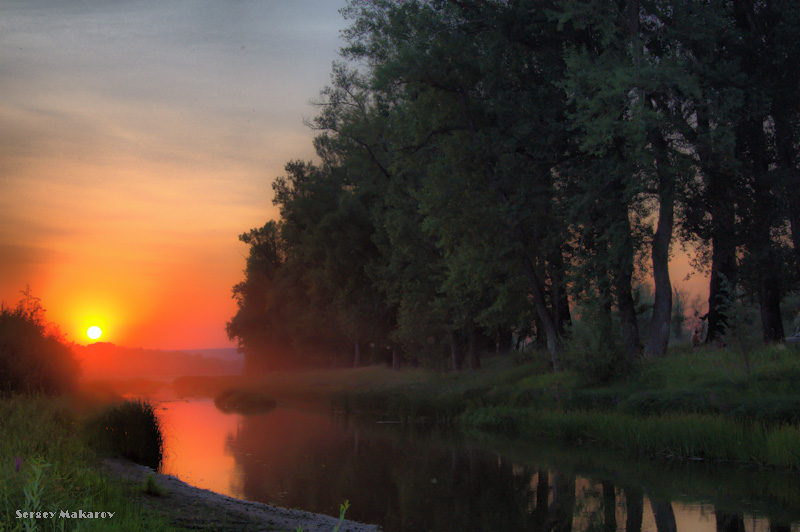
[[225, 409, 798, 532]]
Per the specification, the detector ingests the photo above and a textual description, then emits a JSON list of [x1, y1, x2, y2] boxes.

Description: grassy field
[[203, 344, 800, 469]]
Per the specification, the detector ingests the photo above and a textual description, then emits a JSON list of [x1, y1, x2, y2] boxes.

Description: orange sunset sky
[[0, 1, 709, 350], [0, 0, 349, 349]]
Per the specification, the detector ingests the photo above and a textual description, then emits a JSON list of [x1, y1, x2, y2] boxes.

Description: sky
[[1, 0, 349, 349], [0, 0, 710, 351]]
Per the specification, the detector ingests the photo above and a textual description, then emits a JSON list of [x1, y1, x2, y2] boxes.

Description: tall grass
[[0, 396, 176, 531], [319, 347, 800, 469], [82, 400, 164, 470], [458, 407, 800, 468]]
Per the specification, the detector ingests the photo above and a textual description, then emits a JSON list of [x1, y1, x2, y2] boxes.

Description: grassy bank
[[0, 395, 179, 532], [325, 345, 800, 468]]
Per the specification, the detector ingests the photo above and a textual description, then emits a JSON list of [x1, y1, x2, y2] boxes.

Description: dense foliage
[[229, 0, 800, 372], [0, 289, 80, 394]]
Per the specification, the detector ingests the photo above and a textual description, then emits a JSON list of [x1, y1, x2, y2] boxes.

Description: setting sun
[[86, 326, 103, 340]]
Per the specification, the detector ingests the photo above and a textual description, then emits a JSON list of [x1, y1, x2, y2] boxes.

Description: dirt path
[[101, 458, 380, 532]]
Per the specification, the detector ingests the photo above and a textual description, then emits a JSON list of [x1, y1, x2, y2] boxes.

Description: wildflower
[[15, 456, 22, 472]]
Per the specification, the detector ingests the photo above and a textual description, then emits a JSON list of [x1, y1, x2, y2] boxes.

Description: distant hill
[[74, 343, 244, 380]]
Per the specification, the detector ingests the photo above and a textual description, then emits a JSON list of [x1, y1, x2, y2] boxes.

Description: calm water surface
[[156, 399, 800, 532]]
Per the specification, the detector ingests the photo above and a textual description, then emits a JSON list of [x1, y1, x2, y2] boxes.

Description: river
[[155, 399, 800, 532]]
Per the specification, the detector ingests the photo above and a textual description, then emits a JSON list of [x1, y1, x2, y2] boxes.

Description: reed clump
[[83, 399, 164, 470]]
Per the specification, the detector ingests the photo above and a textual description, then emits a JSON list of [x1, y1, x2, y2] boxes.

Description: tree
[[339, 0, 576, 369], [0, 287, 79, 394], [557, 0, 702, 358], [226, 221, 295, 370]]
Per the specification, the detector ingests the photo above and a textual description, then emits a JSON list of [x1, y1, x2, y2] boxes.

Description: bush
[[0, 290, 80, 395], [562, 302, 637, 384], [83, 400, 164, 470]]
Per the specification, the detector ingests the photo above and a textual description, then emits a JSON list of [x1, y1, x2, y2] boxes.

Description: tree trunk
[[645, 130, 675, 358], [715, 512, 745, 532], [602, 481, 616, 532], [533, 314, 548, 351], [548, 246, 573, 336], [391, 348, 400, 371], [521, 253, 562, 370], [759, 269, 785, 343], [651, 500, 677, 532], [548, 472, 575, 532], [531, 470, 549, 531], [353, 340, 361, 368], [624, 487, 643, 532], [705, 169, 738, 344], [740, 115, 785, 344], [615, 253, 643, 359], [609, 183, 642, 359], [467, 323, 480, 370], [450, 332, 465, 371]]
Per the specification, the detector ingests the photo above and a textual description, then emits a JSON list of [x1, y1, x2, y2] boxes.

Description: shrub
[[562, 301, 637, 384], [83, 400, 164, 470], [0, 290, 79, 395]]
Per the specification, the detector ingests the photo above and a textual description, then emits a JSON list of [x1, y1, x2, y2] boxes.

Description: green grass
[[0, 395, 179, 531], [460, 409, 759, 459], [141, 474, 167, 497], [263, 345, 800, 468]]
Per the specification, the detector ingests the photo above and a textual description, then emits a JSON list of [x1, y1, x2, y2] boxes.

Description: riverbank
[[101, 458, 378, 532], [331, 345, 800, 468], [0, 395, 378, 532], [192, 344, 800, 469]]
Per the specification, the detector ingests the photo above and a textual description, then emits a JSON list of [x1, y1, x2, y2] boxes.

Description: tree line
[[227, 0, 800, 372]]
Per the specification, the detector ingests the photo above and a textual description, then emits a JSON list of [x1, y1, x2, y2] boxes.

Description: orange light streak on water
[[157, 400, 244, 498]]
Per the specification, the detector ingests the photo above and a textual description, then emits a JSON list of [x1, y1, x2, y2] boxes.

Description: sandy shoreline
[[101, 458, 380, 532]]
